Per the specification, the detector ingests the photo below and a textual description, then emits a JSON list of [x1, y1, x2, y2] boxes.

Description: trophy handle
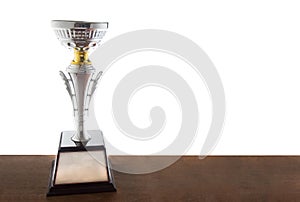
[[85, 71, 103, 111], [59, 71, 77, 115]]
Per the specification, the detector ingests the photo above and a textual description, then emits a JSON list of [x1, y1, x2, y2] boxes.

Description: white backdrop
[[0, 0, 300, 155]]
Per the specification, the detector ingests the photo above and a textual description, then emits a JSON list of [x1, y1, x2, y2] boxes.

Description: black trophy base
[[47, 131, 116, 196]]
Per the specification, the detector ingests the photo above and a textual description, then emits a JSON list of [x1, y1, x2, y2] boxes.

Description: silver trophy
[[47, 20, 116, 196]]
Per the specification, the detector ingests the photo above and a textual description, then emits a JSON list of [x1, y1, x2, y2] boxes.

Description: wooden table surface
[[1, 156, 300, 202]]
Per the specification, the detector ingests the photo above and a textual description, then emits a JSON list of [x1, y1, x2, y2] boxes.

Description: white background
[[0, 0, 300, 155]]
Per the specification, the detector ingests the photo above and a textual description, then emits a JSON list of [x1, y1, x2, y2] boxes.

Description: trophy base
[[47, 131, 116, 196]]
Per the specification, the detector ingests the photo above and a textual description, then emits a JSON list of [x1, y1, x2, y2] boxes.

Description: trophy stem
[[68, 62, 95, 143], [72, 49, 91, 65]]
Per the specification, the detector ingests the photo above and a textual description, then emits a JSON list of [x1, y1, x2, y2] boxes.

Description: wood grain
[[0, 156, 300, 201]]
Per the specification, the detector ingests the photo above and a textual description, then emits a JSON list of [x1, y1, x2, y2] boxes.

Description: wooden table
[[1, 156, 300, 201]]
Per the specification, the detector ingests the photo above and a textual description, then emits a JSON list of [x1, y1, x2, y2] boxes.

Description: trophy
[[47, 20, 116, 196]]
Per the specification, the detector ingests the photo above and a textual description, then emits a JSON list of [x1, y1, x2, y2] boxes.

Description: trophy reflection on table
[[47, 20, 116, 196]]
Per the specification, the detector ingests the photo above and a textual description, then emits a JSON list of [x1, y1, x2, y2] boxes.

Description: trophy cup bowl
[[52, 20, 108, 51], [47, 20, 116, 196]]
